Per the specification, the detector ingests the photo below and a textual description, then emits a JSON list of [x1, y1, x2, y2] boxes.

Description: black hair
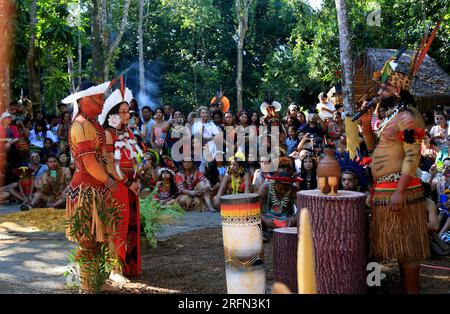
[[158, 169, 178, 196], [44, 137, 53, 144], [300, 155, 318, 190], [102, 102, 123, 129], [142, 106, 152, 112], [205, 161, 220, 186], [34, 120, 47, 133], [58, 103, 67, 108], [212, 109, 223, 118], [10, 100, 19, 107], [47, 154, 58, 161], [249, 110, 260, 126], [155, 107, 164, 113]]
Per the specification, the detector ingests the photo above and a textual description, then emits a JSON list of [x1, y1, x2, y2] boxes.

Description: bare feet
[[109, 270, 131, 285]]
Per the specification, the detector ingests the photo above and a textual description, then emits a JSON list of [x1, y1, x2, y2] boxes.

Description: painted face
[[118, 103, 130, 126], [91, 94, 105, 114], [341, 173, 357, 190]]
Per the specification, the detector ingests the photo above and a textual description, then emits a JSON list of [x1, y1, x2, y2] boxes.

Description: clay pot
[[316, 147, 341, 195]]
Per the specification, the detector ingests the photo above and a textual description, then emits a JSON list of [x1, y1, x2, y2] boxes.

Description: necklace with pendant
[[269, 181, 291, 212]]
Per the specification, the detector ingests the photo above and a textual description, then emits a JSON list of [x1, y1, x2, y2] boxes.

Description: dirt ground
[[0, 207, 448, 294], [133, 227, 450, 294]]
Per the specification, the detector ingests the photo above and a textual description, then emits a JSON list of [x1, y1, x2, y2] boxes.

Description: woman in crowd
[[175, 156, 216, 212], [150, 107, 169, 155], [299, 153, 318, 190], [327, 111, 345, 146], [29, 120, 56, 150], [421, 131, 440, 172], [430, 111, 449, 150], [213, 154, 251, 208]]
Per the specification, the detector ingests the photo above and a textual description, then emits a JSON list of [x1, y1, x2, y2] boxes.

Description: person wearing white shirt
[[192, 106, 222, 167], [316, 92, 336, 121]]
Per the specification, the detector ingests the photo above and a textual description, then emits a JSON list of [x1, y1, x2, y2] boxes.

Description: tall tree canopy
[[11, 0, 450, 114]]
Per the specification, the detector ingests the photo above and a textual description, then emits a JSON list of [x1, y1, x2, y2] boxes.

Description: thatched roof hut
[[353, 48, 450, 111]]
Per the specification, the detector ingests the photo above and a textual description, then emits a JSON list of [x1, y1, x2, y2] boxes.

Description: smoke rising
[[119, 61, 161, 113]]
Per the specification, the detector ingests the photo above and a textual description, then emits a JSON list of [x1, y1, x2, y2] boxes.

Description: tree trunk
[[91, 0, 104, 82], [138, 0, 145, 100], [0, 0, 16, 187], [235, 0, 252, 113], [273, 227, 298, 293], [296, 190, 367, 294], [103, 0, 131, 81], [67, 56, 76, 92], [334, 0, 358, 158], [78, 0, 82, 86], [26, 0, 41, 110]]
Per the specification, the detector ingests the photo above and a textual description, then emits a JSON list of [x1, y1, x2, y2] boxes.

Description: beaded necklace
[[230, 175, 242, 194], [269, 181, 291, 213]]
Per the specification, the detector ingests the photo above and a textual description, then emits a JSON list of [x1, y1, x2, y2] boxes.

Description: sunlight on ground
[[0, 208, 65, 233]]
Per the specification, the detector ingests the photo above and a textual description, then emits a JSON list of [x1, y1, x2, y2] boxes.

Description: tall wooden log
[[297, 190, 367, 294], [0, 0, 15, 188], [273, 227, 297, 293]]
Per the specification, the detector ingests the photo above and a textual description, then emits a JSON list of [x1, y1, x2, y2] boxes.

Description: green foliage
[[11, 0, 450, 114], [65, 192, 122, 293], [139, 188, 184, 248]]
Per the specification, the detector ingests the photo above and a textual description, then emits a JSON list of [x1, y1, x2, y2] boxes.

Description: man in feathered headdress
[[260, 93, 282, 126], [61, 80, 121, 293], [357, 22, 442, 292]]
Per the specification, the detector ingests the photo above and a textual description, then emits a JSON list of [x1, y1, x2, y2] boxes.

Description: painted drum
[[220, 193, 265, 294]]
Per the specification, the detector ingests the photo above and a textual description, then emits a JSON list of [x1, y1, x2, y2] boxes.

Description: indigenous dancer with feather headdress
[[99, 84, 142, 281], [357, 20, 442, 292], [62, 81, 122, 293]]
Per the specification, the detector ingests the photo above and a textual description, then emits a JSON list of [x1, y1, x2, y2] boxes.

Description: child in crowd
[[154, 168, 178, 205]]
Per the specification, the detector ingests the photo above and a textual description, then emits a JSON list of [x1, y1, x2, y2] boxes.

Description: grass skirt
[[370, 179, 429, 262]]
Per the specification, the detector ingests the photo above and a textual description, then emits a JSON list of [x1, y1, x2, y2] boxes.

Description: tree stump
[[273, 227, 298, 292], [297, 190, 367, 294]]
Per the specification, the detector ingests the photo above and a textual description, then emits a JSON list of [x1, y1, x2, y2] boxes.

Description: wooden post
[[273, 227, 297, 293], [297, 190, 367, 294], [0, 0, 15, 188], [335, 0, 359, 158]]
